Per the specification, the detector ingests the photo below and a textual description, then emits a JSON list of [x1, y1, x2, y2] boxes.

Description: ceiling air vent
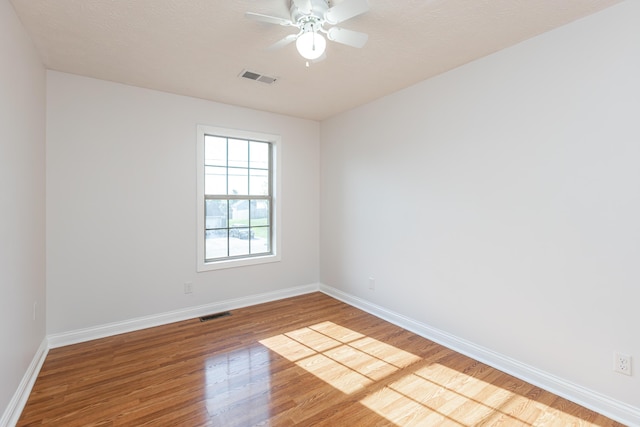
[[239, 69, 278, 85]]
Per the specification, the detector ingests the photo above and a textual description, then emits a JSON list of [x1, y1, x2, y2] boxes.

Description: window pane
[[250, 141, 269, 170], [230, 226, 253, 241], [205, 136, 227, 167], [228, 168, 248, 195], [228, 139, 248, 168], [249, 169, 269, 196], [250, 200, 269, 226], [230, 200, 250, 227], [251, 226, 270, 254], [205, 166, 227, 195], [205, 200, 228, 229], [206, 229, 228, 259], [229, 231, 250, 257]]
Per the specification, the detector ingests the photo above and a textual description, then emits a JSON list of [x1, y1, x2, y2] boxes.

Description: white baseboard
[[319, 284, 640, 427], [0, 338, 49, 427], [48, 283, 319, 348]]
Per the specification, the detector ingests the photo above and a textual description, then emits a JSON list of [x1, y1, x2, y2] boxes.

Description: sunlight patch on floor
[[361, 362, 606, 427], [260, 321, 605, 427], [260, 321, 421, 394]]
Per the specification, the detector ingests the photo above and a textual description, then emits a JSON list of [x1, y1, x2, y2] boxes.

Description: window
[[197, 126, 280, 271]]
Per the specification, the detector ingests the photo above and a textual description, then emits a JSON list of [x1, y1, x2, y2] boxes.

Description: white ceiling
[[10, 0, 621, 121]]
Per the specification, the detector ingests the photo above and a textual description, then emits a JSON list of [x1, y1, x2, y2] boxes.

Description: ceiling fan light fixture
[[246, 0, 369, 61], [296, 30, 326, 60]]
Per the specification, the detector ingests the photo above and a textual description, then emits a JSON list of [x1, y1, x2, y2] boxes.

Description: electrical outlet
[[614, 352, 632, 376], [184, 282, 193, 294], [368, 277, 375, 291]]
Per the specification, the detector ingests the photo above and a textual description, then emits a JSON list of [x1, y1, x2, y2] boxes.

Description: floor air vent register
[[199, 311, 231, 322]]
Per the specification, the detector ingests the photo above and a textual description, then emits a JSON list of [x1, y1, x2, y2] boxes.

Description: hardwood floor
[[18, 292, 625, 426]]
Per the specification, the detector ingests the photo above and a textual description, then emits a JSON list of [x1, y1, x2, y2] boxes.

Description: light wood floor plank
[[18, 292, 626, 426]]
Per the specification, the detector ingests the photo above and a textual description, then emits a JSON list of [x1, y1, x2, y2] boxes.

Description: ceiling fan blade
[[327, 27, 368, 48], [324, 0, 369, 24], [245, 12, 293, 26], [267, 33, 298, 50], [292, 0, 312, 14]]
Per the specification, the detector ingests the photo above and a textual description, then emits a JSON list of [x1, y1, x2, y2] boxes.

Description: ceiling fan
[[245, 0, 370, 62]]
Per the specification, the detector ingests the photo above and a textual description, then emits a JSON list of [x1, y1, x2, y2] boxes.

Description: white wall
[[46, 71, 320, 334], [321, 0, 639, 410], [0, 0, 46, 419]]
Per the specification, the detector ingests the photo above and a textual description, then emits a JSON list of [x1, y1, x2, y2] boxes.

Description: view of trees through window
[[204, 135, 272, 260]]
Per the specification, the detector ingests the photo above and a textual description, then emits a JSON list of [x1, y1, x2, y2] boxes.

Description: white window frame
[[196, 125, 281, 272]]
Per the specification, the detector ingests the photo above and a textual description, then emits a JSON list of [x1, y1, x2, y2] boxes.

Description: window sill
[[197, 253, 281, 272]]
